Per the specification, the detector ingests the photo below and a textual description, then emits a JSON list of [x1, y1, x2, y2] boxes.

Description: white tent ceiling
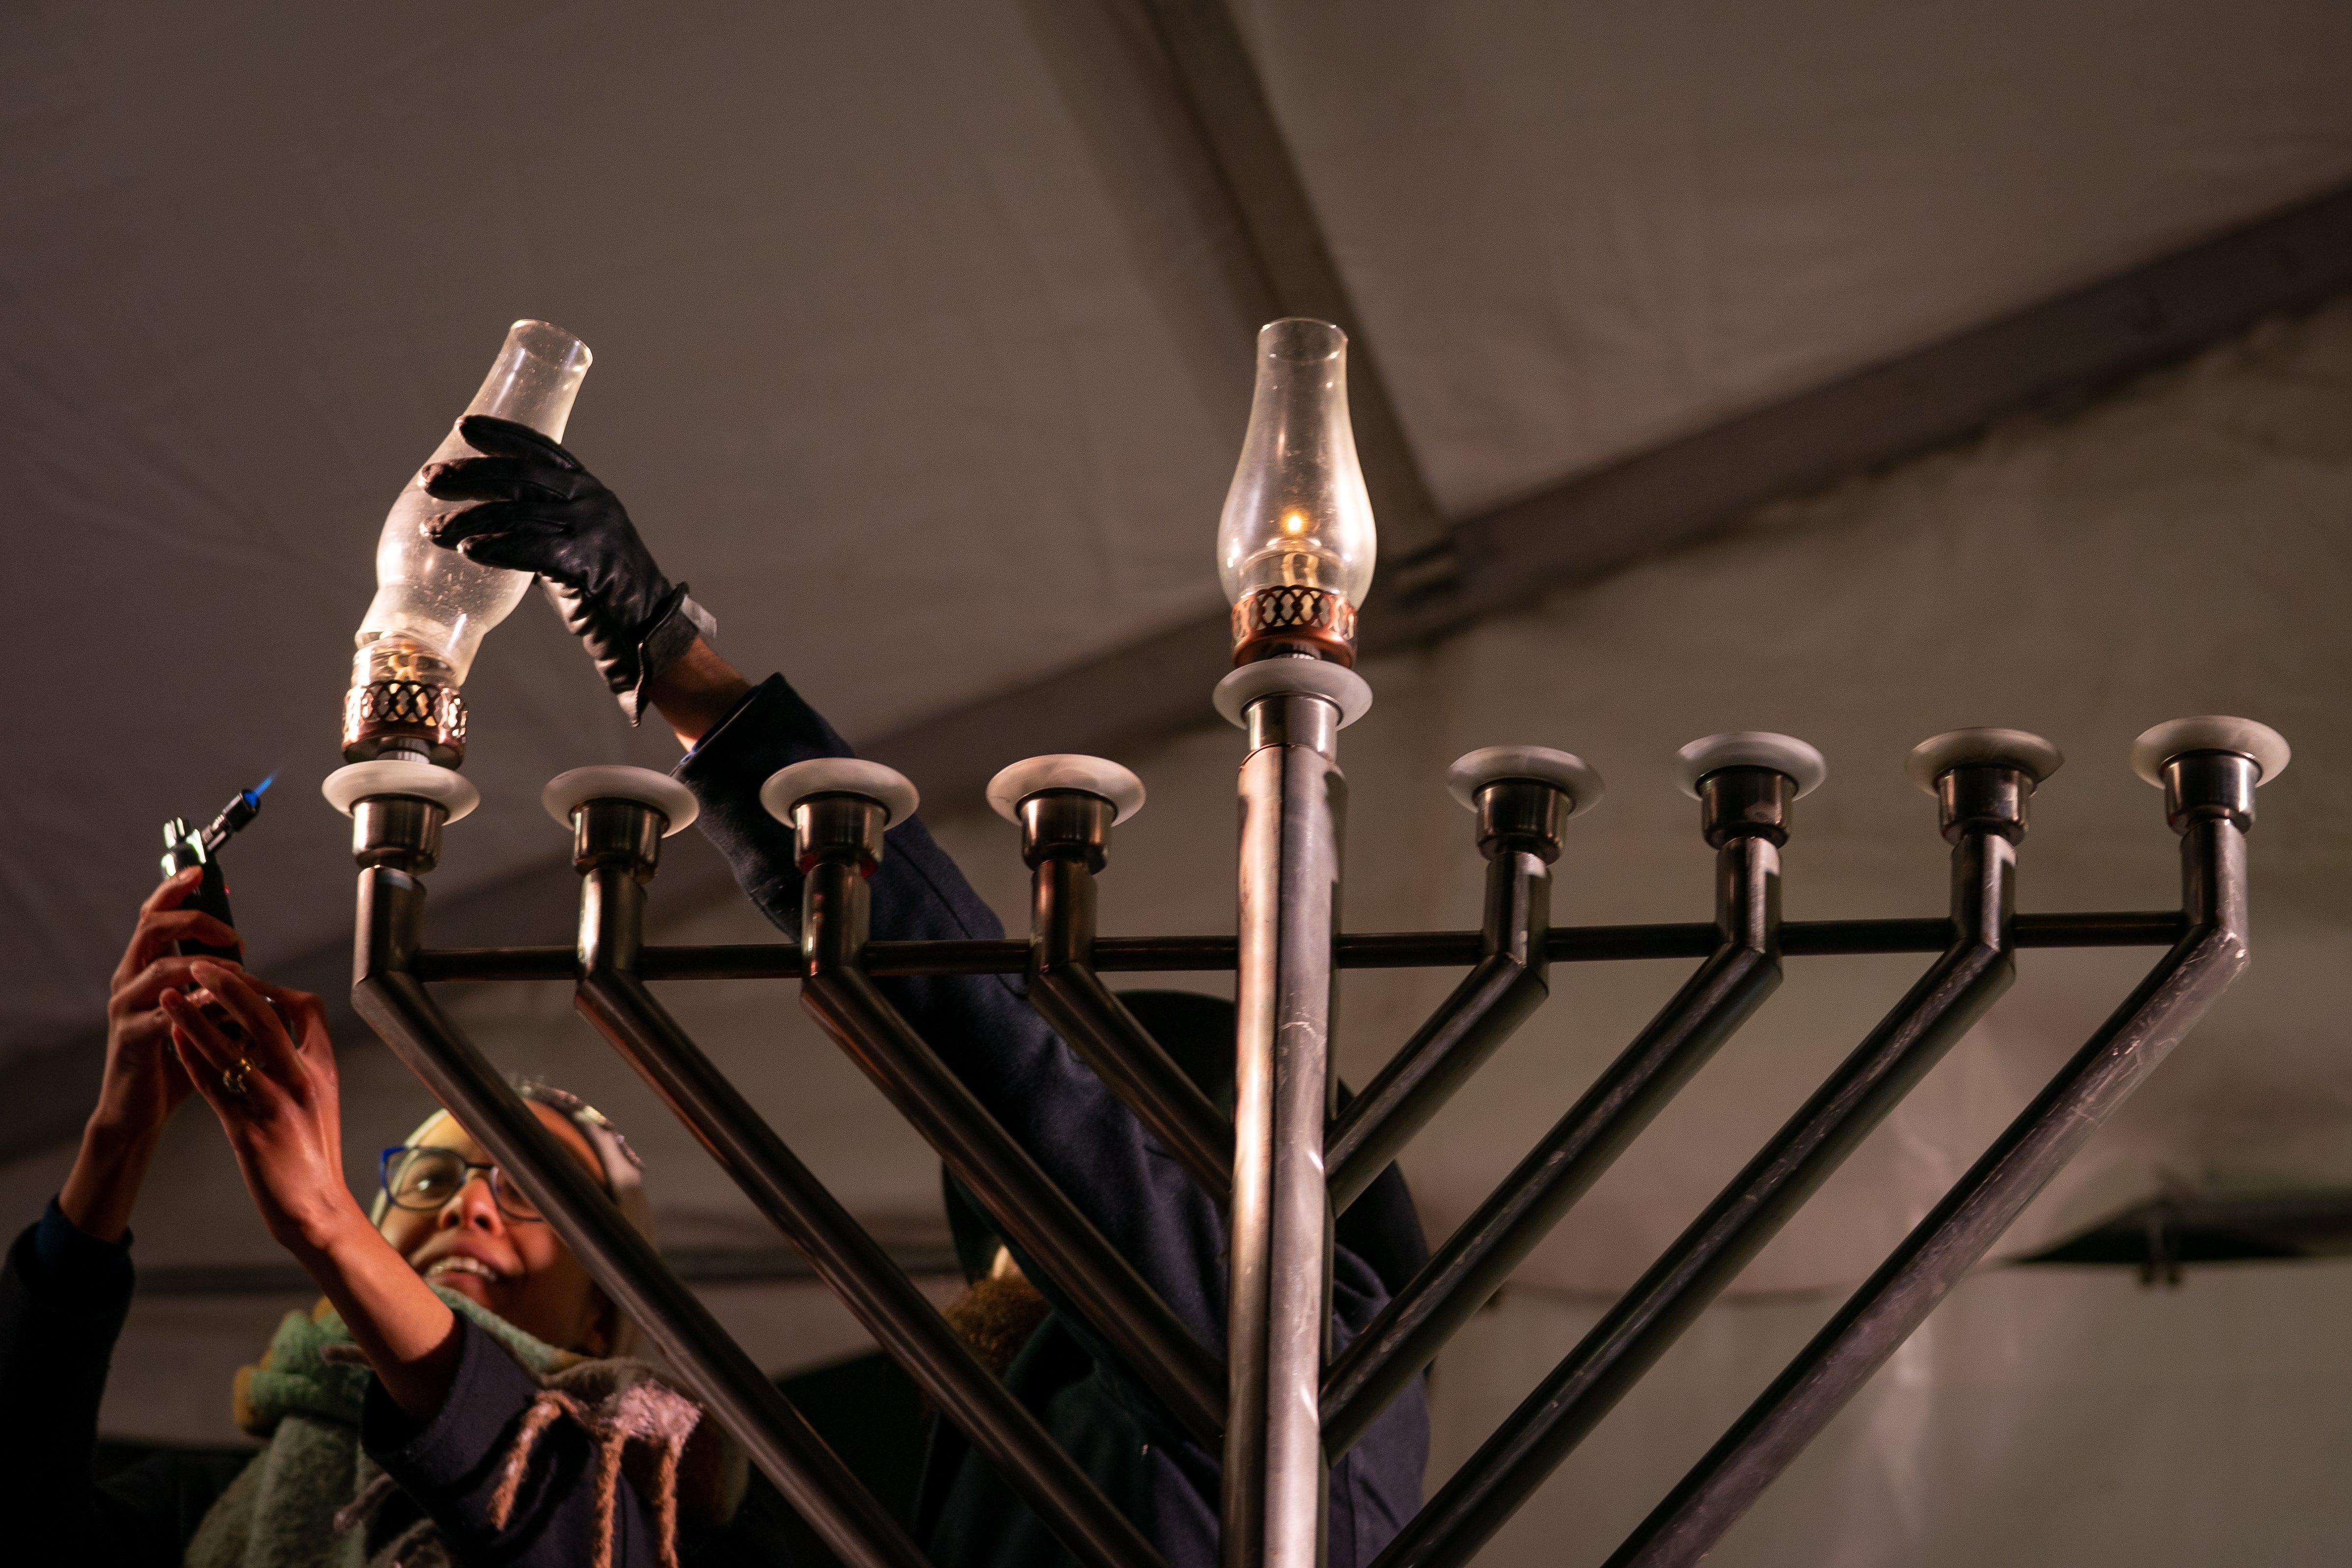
[[3, 6, 2352, 1487], [6, 2, 2351, 1054], [1251, 0, 2352, 512]]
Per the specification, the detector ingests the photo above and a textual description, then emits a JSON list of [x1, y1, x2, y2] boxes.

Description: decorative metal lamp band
[[1231, 584, 1358, 666], [343, 679, 468, 767]]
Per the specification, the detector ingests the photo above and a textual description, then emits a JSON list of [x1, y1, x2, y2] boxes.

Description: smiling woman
[[373, 1094, 644, 1362], [0, 873, 779, 1568]]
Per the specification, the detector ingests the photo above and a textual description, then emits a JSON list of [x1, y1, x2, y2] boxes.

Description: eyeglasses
[[379, 1144, 546, 1222]]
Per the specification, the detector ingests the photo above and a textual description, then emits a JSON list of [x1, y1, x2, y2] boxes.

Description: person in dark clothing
[[423, 417, 1434, 1566], [0, 869, 772, 1567], [761, 993, 1433, 1568], [921, 992, 1434, 1568]]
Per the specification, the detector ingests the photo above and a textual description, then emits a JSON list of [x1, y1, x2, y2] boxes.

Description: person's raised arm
[[414, 405, 1430, 1540], [418, 414, 1238, 1382], [1, 870, 257, 1565], [647, 637, 753, 749], [418, 418, 1234, 1328], [57, 867, 240, 1241], [159, 966, 462, 1422]]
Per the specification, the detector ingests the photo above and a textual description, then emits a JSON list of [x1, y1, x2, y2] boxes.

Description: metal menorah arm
[[1374, 754, 2040, 1568], [346, 847, 929, 1568], [1323, 814, 1787, 1459], [561, 815, 1168, 1568], [1603, 749, 2257, 1568], [407, 910, 2185, 984], [790, 796, 1229, 1448], [1325, 777, 1562, 1216], [800, 920, 1231, 1448], [1019, 788, 1235, 1205]]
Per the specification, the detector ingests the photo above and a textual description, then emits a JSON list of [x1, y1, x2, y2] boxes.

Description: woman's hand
[[160, 964, 359, 1255], [56, 868, 244, 1240], [424, 415, 721, 727], [164, 963, 462, 1420], [102, 868, 239, 1132]]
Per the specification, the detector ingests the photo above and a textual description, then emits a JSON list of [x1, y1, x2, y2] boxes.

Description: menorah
[[318, 318, 2285, 1567]]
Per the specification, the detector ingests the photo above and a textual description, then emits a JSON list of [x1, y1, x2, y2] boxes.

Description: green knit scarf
[[185, 1288, 582, 1568]]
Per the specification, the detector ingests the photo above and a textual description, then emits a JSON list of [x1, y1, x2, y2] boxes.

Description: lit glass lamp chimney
[[1216, 318, 1376, 665], [343, 320, 593, 766]]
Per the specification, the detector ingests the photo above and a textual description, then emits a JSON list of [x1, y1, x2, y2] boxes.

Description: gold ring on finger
[[222, 1057, 255, 1098]]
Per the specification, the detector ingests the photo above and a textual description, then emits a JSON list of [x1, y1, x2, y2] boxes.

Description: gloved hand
[[424, 415, 715, 723]]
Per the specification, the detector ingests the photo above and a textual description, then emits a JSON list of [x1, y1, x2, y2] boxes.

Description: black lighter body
[[160, 779, 272, 961]]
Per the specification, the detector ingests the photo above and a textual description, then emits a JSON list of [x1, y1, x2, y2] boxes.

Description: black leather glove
[[424, 415, 714, 723]]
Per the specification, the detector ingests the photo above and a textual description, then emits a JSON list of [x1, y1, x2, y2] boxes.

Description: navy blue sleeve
[[3, 1202, 245, 1567], [362, 1317, 668, 1567], [675, 676, 1232, 1374], [35, 1192, 135, 1277]]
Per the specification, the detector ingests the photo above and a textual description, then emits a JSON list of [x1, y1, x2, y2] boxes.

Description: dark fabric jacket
[[0, 1203, 792, 1566], [674, 674, 1431, 1568]]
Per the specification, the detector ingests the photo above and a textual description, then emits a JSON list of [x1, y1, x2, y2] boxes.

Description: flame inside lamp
[[1216, 318, 1376, 664]]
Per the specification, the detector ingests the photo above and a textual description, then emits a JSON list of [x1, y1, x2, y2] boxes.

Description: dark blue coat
[[0, 1203, 794, 1566], [674, 675, 1431, 1568]]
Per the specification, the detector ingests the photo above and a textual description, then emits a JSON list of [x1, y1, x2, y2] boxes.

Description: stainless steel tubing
[[794, 813, 1227, 1447], [1776, 918, 1947, 956], [1025, 791, 1234, 1204], [1373, 762, 2032, 1568], [1028, 931, 1235, 1201], [803, 952, 1229, 1442], [488, 910, 2179, 986], [1225, 689, 1348, 1568], [1325, 792, 1557, 1216], [2010, 910, 2186, 947], [1605, 752, 2257, 1568], [1323, 828, 1783, 1458], [350, 864, 927, 1568], [566, 818, 1169, 1568], [1778, 911, 2187, 954], [1323, 933, 1544, 1213], [413, 946, 580, 981]]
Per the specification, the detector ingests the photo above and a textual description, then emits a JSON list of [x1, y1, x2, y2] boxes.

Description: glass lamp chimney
[[1216, 318, 1376, 665], [344, 320, 592, 766]]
